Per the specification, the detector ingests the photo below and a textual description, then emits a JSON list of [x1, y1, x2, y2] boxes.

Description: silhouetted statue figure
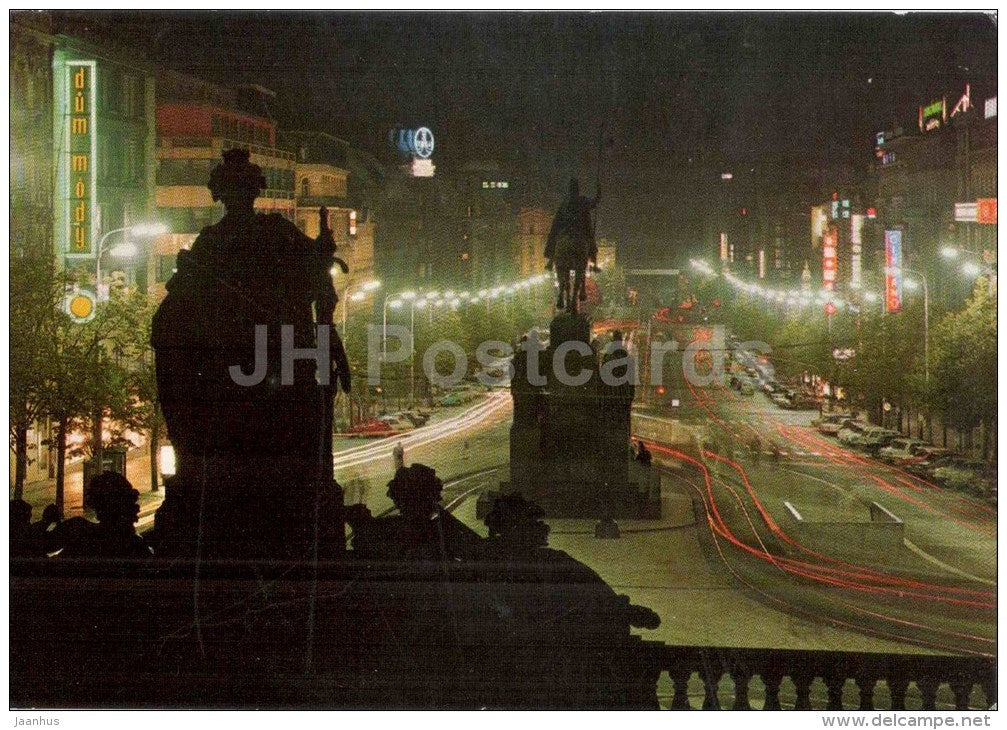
[[10, 499, 43, 557], [484, 492, 550, 550], [634, 440, 652, 467], [60, 472, 152, 559], [150, 148, 350, 559], [545, 178, 600, 313], [350, 464, 483, 561], [33, 503, 61, 554]]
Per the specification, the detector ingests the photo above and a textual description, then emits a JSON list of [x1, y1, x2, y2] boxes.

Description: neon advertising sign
[[64, 60, 97, 258], [884, 230, 903, 314], [822, 226, 838, 292], [918, 98, 946, 133]]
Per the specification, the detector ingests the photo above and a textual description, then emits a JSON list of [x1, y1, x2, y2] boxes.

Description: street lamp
[[94, 222, 167, 298], [340, 279, 380, 340], [891, 267, 929, 384]]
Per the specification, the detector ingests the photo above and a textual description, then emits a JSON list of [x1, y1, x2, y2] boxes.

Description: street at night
[[9, 9, 998, 716]]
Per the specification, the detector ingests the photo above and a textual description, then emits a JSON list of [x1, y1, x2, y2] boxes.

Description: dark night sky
[[55, 11, 998, 265]]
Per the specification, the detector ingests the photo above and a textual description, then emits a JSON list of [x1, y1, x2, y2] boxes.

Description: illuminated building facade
[[11, 15, 55, 261], [516, 206, 551, 277], [280, 130, 377, 313], [52, 33, 157, 290], [874, 83, 997, 304], [457, 160, 519, 290], [152, 70, 295, 298]]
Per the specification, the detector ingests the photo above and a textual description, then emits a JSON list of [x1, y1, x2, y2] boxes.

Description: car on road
[[436, 393, 466, 407], [877, 437, 927, 464], [377, 415, 415, 433], [400, 410, 431, 427], [770, 392, 791, 408]]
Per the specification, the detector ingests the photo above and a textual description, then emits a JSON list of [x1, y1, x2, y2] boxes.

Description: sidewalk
[[14, 445, 164, 521]]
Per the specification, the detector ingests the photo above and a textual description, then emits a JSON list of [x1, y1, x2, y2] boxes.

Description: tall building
[[10, 14, 54, 262], [516, 206, 551, 277], [152, 69, 295, 298], [280, 130, 377, 314], [873, 82, 997, 304], [52, 32, 157, 291], [457, 161, 519, 290]]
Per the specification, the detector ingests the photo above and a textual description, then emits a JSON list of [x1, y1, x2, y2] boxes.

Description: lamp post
[[94, 223, 166, 298], [341, 279, 380, 342], [896, 268, 929, 384], [941, 246, 996, 294], [382, 290, 414, 357]]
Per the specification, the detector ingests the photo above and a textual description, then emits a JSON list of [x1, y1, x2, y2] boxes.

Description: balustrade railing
[[644, 643, 996, 711]]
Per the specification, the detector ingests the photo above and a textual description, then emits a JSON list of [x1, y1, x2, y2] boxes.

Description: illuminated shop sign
[[850, 214, 863, 290], [955, 202, 978, 223], [985, 97, 997, 119], [64, 61, 97, 258], [822, 226, 838, 292], [884, 230, 903, 314], [719, 232, 728, 261], [977, 198, 997, 224], [410, 158, 435, 177], [390, 126, 435, 159], [955, 199, 997, 224], [918, 98, 946, 133], [950, 84, 971, 117], [810, 206, 828, 244]]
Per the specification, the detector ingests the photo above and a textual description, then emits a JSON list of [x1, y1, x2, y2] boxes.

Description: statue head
[[386, 464, 443, 521], [208, 148, 266, 215], [484, 493, 550, 548], [88, 471, 140, 530]]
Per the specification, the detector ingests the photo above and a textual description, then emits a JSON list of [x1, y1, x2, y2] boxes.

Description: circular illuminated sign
[[64, 288, 97, 323], [412, 127, 434, 158]]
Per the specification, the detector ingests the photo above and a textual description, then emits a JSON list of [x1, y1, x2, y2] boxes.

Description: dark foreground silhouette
[[12, 465, 661, 709]]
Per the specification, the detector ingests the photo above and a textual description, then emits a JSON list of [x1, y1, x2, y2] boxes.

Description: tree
[[927, 279, 996, 455], [9, 254, 62, 497], [39, 288, 135, 517], [119, 292, 164, 494]]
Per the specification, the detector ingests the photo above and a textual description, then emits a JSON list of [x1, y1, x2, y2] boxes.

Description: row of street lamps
[[693, 246, 996, 387]]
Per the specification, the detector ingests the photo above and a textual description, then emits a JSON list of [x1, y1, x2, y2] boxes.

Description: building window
[[301, 178, 311, 197]]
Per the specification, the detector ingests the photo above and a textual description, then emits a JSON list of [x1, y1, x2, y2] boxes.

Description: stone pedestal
[[502, 312, 660, 519]]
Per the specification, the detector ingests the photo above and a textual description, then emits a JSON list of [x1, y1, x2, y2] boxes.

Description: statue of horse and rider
[[545, 178, 600, 314]]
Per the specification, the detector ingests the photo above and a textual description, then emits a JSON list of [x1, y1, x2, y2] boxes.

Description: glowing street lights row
[[385, 272, 552, 311], [691, 259, 857, 312]]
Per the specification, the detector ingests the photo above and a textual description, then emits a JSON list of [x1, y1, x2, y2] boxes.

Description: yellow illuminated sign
[[65, 61, 97, 258]]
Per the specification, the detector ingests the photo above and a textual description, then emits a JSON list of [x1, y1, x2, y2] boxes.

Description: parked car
[[857, 427, 900, 452], [878, 437, 927, 463], [771, 393, 791, 408], [341, 419, 395, 438], [837, 422, 866, 446], [932, 458, 989, 492], [904, 450, 955, 480], [815, 414, 850, 435], [787, 394, 819, 410]]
